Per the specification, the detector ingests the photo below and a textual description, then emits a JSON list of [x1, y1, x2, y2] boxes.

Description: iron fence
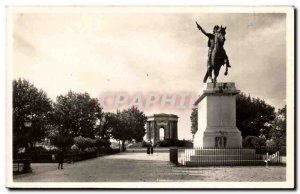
[[169, 147, 283, 167]]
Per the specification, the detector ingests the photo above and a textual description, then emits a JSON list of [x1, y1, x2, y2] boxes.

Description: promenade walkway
[[14, 152, 285, 182]]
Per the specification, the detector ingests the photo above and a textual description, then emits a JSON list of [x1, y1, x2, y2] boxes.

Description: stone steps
[[193, 148, 255, 155], [189, 154, 262, 161], [183, 160, 265, 166], [178, 148, 264, 166], [178, 148, 256, 155]]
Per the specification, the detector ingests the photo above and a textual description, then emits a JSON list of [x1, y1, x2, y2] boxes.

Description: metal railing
[[169, 147, 283, 167]]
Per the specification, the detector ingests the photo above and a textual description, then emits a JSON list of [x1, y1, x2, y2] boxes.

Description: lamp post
[[24, 116, 32, 151], [23, 116, 32, 173]]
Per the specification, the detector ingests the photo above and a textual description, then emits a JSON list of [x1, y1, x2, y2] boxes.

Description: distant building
[[145, 113, 178, 144]]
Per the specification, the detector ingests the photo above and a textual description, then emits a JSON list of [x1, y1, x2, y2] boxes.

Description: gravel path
[[13, 152, 286, 182]]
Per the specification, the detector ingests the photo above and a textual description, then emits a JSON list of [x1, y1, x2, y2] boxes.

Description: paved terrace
[[14, 152, 286, 182]]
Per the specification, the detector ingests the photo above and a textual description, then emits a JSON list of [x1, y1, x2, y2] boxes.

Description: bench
[[13, 158, 32, 173]]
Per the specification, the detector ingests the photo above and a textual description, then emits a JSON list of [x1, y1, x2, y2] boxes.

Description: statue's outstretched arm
[[196, 22, 209, 37]]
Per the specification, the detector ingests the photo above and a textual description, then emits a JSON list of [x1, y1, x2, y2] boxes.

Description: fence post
[[174, 147, 178, 165], [170, 147, 178, 165]]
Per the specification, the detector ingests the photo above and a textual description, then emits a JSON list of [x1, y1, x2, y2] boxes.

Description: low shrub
[[49, 135, 74, 150], [95, 138, 111, 148], [243, 136, 266, 149], [142, 141, 152, 147], [74, 136, 97, 151], [84, 147, 97, 153], [70, 144, 80, 153], [17, 146, 120, 163], [28, 146, 58, 155], [155, 139, 193, 147]]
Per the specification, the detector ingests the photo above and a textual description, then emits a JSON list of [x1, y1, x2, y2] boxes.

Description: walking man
[[57, 149, 65, 169]]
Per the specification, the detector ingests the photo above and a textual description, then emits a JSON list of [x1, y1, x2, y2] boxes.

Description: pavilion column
[[169, 121, 172, 139], [154, 121, 159, 144], [146, 121, 150, 140], [175, 121, 178, 139]]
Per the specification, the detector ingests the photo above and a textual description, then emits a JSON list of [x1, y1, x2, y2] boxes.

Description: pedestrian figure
[[147, 146, 150, 155], [150, 146, 154, 155], [57, 149, 65, 169]]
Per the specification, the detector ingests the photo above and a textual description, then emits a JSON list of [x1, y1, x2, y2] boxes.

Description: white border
[[4, 5, 295, 189]]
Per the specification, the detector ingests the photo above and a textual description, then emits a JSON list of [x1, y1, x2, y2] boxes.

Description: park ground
[[13, 152, 286, 182]]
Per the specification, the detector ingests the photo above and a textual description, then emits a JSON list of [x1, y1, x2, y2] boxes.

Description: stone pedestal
[[193, 82, 242, 148]]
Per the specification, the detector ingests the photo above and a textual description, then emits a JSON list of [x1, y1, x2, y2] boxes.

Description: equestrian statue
[[196, 22, 231, 84]]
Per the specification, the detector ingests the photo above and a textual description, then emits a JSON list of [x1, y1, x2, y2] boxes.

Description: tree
[[13, 78, 52, 155], [110, 107, 147, 151], [52, 91, 103, 138], [236, 93, 276, 138], [190, 108, 198, 139], [94, 112, 115, 140], [242, 136, 266, 149], [127, 107, 148, 142], [268, 105, 286, 149], [49, 134, 74, 150]]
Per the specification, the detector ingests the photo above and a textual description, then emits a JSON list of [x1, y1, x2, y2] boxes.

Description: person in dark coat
[[57, 149, 65, 169]]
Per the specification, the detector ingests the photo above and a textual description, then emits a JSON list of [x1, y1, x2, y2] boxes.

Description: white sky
[[12, 10, 286, 140]]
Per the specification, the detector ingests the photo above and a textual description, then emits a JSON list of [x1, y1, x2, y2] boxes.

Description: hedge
[[17, 148, 120, 163]]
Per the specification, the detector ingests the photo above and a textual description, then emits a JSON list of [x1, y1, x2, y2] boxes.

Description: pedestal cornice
[[194, 82, 240, 106]]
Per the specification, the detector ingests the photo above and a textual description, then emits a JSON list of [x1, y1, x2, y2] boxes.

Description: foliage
[[156, 139, 193, 147], [84, 147, 98, 153], [242, 136, 266, 149], [190, 108, 198, 137], [49, 135, 74, 150], [95, 138, 111, 148], [51, 91, 103, 138], [236, 93, 276, 138], [268, 106, 286, 149], [74, 136, 97, 151], [26, 146, 58, 155], [94, 112, 115, 139], [70, 144, 80, 152], [110, 107, 148, 151], [13, 78, 52, 152]]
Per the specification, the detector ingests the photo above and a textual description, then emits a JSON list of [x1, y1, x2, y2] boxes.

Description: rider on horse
[[196, 23, 219, 72], [196, 22, 231, 83]]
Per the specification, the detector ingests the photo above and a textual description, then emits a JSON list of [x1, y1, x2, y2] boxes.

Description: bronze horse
[[203, 26, 230, 84]]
